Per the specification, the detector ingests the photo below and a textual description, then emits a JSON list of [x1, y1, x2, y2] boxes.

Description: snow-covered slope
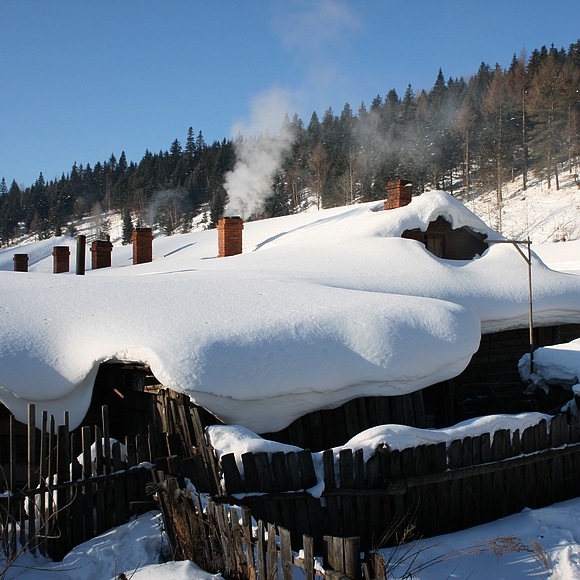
[[462, 170, 580, 244], [0, 190, 579, 432]]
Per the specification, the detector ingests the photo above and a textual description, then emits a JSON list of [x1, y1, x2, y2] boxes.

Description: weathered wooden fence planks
[[6, 387, 580, 577], [152, 472, 368, 580], [207, 414, 580, 550], [0, 403, 156, 562]]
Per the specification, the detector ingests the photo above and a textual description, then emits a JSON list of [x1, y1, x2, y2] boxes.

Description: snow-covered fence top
[[205, 413, 580, 549]]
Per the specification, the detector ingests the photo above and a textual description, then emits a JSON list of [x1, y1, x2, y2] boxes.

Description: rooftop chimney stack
[[384, 179, 413, 210], [76, 235, 86, 275], [52, 246, 70, 274], [91, 239, 113, 269], [132, 228, 153, 264], [13, 254, 28, 272], [217, 216, 244, 257]]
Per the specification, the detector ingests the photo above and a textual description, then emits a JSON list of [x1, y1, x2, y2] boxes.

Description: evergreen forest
[[2, 41, 580, 246]]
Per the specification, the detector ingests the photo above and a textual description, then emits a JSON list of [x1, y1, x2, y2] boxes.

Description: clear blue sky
[[2, 0, 579, 188]]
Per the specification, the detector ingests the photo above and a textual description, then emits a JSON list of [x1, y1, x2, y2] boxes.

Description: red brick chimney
[[217, 216, 244, 257], [90, 240, 113, 269], [384, 179, 413, 210], [13, 254, 28, 272], [132, 228, 153, 264], [52, 246, 70, 273]]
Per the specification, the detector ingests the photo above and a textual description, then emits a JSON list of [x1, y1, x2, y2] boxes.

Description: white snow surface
[[5, 500, 580, 579], [0, 510, 221, 580], [520, 338, 580, 393], [1, 190, 580, 432]]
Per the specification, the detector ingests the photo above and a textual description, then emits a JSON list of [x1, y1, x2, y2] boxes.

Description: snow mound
[[0, 191, 579, 432]]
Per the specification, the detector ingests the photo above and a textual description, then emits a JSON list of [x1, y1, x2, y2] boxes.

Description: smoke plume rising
[[224, 87, 297, 219]]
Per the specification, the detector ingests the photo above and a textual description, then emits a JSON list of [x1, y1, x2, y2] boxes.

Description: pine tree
[[122, 209, 133, 245], [185, 127, 196, 158]]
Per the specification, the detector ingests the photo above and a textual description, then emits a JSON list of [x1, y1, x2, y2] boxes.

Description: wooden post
[[27, 404, 37, 554], [240, 506, 255, 575], [82, 426, 94, 540], [38, 411, 48, 556], [9, 415, 15, 493], [279, 527, 293, 580], [344, 537, 361, 580], [267, 522, 278, 580], [56, 423, 71, 559], [303, 535, 315, 580], [76, 235, 86, 275], [257, 520, 267, 580]]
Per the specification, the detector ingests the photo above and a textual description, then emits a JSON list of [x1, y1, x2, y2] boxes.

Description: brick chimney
[[90, 240, 113, 269], [52, 246, 70, 273], [132, 228, 153, 264], [384, 179, 413, 210], [217, 216, 244, 257], [13, 254, 28, 272]]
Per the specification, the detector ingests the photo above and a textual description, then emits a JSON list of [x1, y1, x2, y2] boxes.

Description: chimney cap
[[219, 215, 243, 222], [386, 178, 413, 188]]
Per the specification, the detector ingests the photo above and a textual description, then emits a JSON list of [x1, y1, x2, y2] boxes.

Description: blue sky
[[2, 0, 580, 188]]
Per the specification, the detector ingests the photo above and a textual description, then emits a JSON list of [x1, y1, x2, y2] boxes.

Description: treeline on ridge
[[1, 41, 580, 245]]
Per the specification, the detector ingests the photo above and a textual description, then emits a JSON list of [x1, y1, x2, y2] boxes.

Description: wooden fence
[[0, 404, 156, 562], [0, 390, 222, 563], [195, 413, 580, 551], [6, 388, 580, 575], [152, 472, 378, 580]]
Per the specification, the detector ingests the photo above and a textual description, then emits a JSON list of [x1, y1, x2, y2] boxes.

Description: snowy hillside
[[461, 170, 580, 244]]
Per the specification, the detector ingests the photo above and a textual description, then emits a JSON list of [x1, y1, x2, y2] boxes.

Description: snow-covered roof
[[1, 190, 580, 432]]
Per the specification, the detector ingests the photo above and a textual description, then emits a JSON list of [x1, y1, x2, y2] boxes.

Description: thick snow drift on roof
[[1, 191, 580, 431]]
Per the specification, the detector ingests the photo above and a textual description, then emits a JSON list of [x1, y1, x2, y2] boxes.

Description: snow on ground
[[0, 510, 221, 580], [5, 498, 580, 579], [533, 239, 580, 275], [0, 190, 580, 433], [379, 496, 580, 579]]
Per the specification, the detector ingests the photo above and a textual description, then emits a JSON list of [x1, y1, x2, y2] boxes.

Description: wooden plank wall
[[0, 389, 224, 562], [444, 324, 580, 423], [261, 391, 427, 451]]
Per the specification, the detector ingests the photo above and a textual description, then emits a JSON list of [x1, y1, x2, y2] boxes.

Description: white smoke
[[224, 87, 297, 219]]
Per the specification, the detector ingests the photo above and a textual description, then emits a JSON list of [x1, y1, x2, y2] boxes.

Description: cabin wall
[[424, 323, 580, 427], [261, 391, 427, 451]]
